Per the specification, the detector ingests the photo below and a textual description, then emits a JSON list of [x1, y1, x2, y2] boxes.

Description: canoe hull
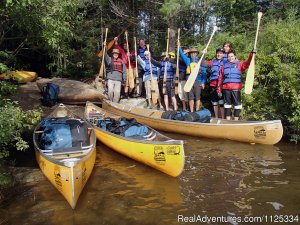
[[94, 127, 184, 177], [85, 102, 185, 177], [35, 148, 96, 208], [33, 104, 97, 209], [102, 100, 283, 145]]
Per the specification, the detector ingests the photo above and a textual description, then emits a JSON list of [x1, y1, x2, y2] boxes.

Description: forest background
[[0, 0, 299, 160]]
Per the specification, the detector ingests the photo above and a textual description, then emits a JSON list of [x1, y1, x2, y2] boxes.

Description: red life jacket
[[109, 58, 123, 73]]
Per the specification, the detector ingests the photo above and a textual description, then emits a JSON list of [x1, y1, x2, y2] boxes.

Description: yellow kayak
[[0, 71, 37, 83], [33, 104, 96, 209], [85, 102, 185, 177]]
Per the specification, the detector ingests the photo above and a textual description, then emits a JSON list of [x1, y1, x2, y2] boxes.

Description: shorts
[[210, 86, 224, 106], [223, 90, 242, 109], [187, 80, 201, 101], [159, 79, 175, 97]]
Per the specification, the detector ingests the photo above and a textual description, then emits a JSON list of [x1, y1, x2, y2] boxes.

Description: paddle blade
[[244, 57, 255, 94], [151, 80, 158, 104], [128, 68, 135, 89], [184, 60, 201, 92]]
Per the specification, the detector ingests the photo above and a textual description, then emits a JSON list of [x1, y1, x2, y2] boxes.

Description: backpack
[[161, 111, 177, 120], [97, 117, 149, 137], [184, 109, 211, 123], [41, 83, 60, 107], [40, 118, 88, 149]]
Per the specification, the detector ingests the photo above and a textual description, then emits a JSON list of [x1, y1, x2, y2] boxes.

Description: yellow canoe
[[85, 102, 185, 177], [102, 100, 283, 145], [33, 104, 96, 209], [0, 71, 37, 83]]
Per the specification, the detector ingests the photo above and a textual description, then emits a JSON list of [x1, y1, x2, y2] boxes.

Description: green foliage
[[242, 17, 300, 142], [0, 81, 42, 158], [0, 101, 42, 159], [0, 81, 18, 100]]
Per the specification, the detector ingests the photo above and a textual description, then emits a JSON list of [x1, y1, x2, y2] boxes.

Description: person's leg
[[189, 100, 194, 112], [182, 100, 187, 111], [153, 80, 163, 109], [223, 90, 233, 120], [232, 90, 242, 120], [145, 80, 152, 108], [218, 98, 225, 119], [194, 81, 201, 111], [195, 100, 201, 111], [169, 80, 177, 111], [164, 95, 169, 111], [113, 80, 122, 103], [188, 84, 195, 112], [210, 87, 219, 118], [107, 79, 114, 101]]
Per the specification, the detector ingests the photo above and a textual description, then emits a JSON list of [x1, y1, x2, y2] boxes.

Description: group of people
[[103, 37, 256, 120]]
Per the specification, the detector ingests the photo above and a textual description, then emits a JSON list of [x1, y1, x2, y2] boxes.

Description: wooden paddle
[[184, 26, 217, 92], [125, 31, 135, 89], [147, 44, 158, 104], [98, 28, 108, 84], [134, 37, 140, 95], [163, 28, 170, 95], [97, 26, 128, 58], [175, 28, 180, 95], [244, 12, 263, 95]]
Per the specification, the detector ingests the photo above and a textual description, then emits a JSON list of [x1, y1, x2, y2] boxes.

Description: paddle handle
[[134, 37, 139, 78], [204, 26, 217, 51], [175, 28, 181, 76], [146, 44, 154, 81], [254, 12, 263, 50], [163, 28, 170, 82], [99, 28, 108, 78], [125, 31, 132, 70]]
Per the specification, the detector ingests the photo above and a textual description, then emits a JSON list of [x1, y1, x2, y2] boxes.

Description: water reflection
[[2, 136, 300, 225]]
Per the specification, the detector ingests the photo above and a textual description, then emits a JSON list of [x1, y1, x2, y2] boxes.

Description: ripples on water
[[2, 134, 300, 225]]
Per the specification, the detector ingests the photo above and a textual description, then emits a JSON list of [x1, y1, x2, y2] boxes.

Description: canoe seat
[[145, 132, 157, 141], [42, 144, 92, 156]]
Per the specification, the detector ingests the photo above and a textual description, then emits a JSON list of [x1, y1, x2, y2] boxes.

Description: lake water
[[1, 134, 299, 225]]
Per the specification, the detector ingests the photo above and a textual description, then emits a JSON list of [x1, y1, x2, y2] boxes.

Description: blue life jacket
[[144, 59, 158, 76], [160, 61, 174, 79], [138, 47, 146, 59], [210, 59, 224, 81], [223, 60, 241, 83]]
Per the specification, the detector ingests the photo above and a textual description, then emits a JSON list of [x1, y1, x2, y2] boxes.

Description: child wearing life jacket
[[217, 49, 256, 120], [203, 47, 226, 118], [151, 52, 178, 111]]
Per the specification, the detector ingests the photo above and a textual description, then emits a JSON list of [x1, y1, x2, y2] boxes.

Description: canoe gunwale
[[106, 100, 282, 127], [85, 102, 184, 146]]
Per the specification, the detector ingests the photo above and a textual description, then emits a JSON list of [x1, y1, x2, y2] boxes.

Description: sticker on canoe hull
[[154, 146, 166, 165], [254, 126, 266, 139], [166, 146, 181, 155]]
